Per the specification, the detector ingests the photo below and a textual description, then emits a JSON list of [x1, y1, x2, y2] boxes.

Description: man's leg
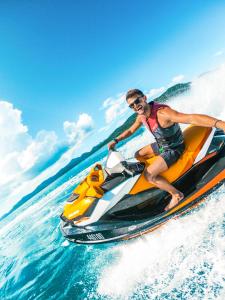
[[144, 156, 184, 211], [135, 144, 155, 161]]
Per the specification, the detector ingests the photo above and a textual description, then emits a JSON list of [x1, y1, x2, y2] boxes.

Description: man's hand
[[107, 117, 142, 151], [215, 120, 225, 132], [108, 140, 117, 150]]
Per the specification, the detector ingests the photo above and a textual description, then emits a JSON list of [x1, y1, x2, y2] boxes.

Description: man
[[108, 89, 225, 211]]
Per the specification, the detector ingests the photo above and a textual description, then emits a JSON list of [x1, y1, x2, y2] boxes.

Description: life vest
[[140, 101, 184, 151]]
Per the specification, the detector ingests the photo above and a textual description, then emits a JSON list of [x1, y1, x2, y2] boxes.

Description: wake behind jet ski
[[60, 125, 225, 244]]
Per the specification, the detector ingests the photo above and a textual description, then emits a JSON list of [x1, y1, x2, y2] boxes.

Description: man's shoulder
[[157, 106, 174, 123], [157, 105, 171, 115]]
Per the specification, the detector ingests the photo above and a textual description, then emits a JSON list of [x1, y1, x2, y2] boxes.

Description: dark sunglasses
[[128, 96, 143, 109]]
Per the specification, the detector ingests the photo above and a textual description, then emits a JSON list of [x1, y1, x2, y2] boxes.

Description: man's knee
[[134, 150, 142, 159], [144, 169, 156, 183]]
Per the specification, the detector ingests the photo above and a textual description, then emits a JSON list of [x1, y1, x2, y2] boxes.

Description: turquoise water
[[0, 147, 111, 300], [2, 79, 225, 300], [1, 142, 225, 300]]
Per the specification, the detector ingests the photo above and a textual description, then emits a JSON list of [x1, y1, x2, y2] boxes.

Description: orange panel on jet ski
[[63, 165, 105, 220], [130, 126, 212, 194]]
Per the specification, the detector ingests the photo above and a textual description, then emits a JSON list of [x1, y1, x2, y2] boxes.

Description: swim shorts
[[151, 142, 185, 168]]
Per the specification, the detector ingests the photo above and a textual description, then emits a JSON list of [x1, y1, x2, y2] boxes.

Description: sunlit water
[[1, 65, 225, 300]]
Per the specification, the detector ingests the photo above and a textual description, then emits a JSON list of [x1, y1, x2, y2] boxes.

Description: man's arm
[[108, 117, 142, 149], [160, 107, 225, 132]]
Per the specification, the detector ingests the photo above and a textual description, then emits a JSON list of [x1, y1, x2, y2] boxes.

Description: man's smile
[[135, 105, 144, 113]]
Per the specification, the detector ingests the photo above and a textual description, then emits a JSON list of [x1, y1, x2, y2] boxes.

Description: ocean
[[1, 66, 225, 300]]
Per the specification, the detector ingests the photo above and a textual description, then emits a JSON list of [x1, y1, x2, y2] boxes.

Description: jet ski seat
[[130, 126, 212, 194]]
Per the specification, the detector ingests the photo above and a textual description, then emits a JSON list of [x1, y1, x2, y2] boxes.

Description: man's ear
[[143, 95, 147, 102]]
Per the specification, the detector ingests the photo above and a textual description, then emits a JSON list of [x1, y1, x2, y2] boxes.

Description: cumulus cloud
[[0, 101, 62, 185], [18, 130, 58, 170], [0, 100, 95, 214], [0, 102, 92, 217], [98, 125, 110, 133], [101, 97, 113, 110], [0, 101, 31, 156], [146, 87, 165, 99], [101, 93, 129, 124], [63, 113, 94, 144], [213, 50, 224, 57], [171, 74, 185, 84]]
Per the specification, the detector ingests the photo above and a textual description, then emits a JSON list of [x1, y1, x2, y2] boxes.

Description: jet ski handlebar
[[105, 150, 145, 177]]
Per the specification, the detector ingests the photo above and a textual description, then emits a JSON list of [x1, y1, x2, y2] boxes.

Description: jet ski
[[60, 125, 225, 244]]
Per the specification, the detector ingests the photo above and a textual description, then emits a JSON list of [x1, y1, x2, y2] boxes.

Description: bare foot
[[165, 192, 184, 211]]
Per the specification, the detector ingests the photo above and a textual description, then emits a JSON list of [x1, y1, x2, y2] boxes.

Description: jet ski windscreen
[[105, 150, 125, 169]]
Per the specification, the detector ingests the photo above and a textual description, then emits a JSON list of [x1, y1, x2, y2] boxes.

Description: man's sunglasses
[[128, 96, 143, 109]]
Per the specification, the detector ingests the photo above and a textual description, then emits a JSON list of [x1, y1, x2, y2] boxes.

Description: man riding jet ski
[[60, 88, 225, 244], [108, 89, 225, 211], [60, 126, 225, 244]]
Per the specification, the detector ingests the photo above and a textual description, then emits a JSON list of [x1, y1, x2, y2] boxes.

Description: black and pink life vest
[[140, 101, 184, 151]]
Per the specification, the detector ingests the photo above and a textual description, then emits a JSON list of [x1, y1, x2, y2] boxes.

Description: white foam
[[98, 189, 225, 298], [61, 240, 70, 247]]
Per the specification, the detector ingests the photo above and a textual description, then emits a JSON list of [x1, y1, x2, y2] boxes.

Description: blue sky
[[1, 0, 225, 188]]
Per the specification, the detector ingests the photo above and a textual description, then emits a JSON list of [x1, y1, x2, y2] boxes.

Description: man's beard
[[135, 103, 148, 115]]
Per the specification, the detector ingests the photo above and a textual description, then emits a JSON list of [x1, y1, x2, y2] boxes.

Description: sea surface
[[1, 68, 225, 300]]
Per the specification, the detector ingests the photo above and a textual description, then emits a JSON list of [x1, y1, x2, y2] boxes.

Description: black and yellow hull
[[60, 127, 225, 244]]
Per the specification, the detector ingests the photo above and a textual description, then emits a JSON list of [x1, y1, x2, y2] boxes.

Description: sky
[[1, 0, 225, 208]]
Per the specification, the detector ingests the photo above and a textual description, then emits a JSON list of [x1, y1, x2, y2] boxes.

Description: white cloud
[[0, 101, 30, 156], [63, 113, 94, 144], [98, 125, 110, 133], [171, 74, 185, 84], [0, 103, 94, 217], [0, 101, 28, 135], [105, 102, 121, 124], [146, 87, 165, 99], [166, 74, 185, 88], [213, 50, 224, 57], [101, 97, 113, 109], [0, 100, 96, 214], [0, 100, 59, 185], [18, 130, 58, 170], [101, 93, 129, 124]]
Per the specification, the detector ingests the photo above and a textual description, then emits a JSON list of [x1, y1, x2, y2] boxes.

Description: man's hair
[[126, 89, 144, 101]]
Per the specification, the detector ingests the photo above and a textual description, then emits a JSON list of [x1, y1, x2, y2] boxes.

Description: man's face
[[127, 95, 147, 115]]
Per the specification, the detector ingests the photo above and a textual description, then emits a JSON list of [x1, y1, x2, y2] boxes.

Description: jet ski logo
[[87, 233, 105, 241]]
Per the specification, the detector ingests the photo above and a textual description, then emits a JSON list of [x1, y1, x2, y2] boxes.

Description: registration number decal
[[87, 233, 105, 240]]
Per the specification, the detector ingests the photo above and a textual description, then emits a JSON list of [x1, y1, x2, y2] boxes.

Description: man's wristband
[[113, 138, 119, 144], [214, 119, 221, 128]]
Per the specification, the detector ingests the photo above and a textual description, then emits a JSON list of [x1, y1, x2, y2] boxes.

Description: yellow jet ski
[[60, 126, 225, 244]]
